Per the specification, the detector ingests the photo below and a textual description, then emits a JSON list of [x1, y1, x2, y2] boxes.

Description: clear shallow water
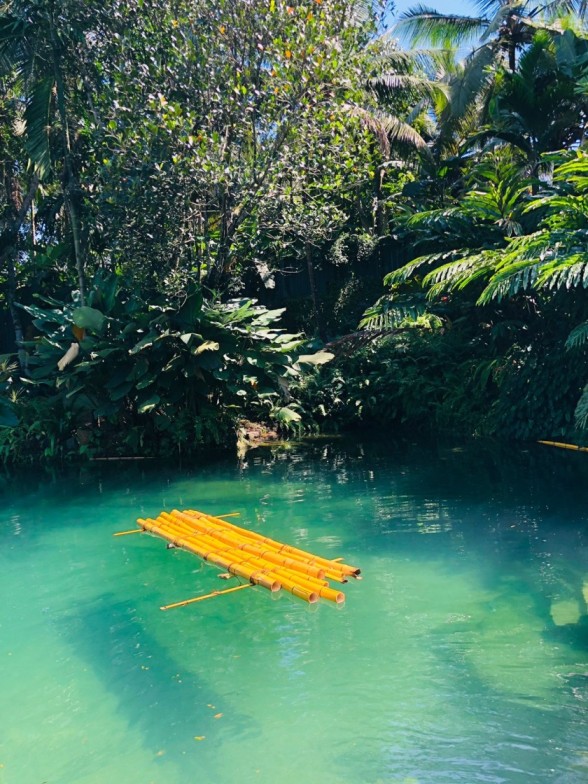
[[1, 438, 588, 784]]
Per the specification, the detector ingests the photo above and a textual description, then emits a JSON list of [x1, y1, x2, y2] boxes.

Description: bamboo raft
[[115, 509, 361, 609]]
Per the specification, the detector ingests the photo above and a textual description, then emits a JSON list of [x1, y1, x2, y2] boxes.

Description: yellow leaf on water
[[194, 736, 205, 741], [214, 713, 223, 719]]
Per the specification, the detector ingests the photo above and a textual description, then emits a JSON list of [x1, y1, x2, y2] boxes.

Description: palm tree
[[396, 1, 585, 70], [394, 1, 587, 130], [466, 29, 588, 173]]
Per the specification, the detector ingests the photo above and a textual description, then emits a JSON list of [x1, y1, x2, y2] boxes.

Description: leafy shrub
[[9, 272, 302, 461]]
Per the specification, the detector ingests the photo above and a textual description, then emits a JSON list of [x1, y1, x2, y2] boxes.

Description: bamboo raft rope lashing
[[115, 508, 361, 608]]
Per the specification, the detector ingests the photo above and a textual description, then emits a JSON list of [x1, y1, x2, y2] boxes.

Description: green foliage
[[0, 356, 18, 428], [489, 341, 588, 440], [298, 326, 498, 436], [13, 273, 302, 459]]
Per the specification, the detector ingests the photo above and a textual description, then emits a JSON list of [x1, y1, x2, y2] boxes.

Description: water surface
[[1, 438, 588, 783]]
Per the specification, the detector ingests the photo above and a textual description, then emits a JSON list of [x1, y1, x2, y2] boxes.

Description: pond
[[1, 437, 588, 784]]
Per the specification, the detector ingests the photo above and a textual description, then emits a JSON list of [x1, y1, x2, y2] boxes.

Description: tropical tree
[[88, 0, 389, 296], [394, 1, 588, 143], [470, 29, 588, 170], [0, 0, 110, 305]]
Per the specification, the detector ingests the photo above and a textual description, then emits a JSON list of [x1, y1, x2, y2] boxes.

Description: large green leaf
[[138, 394, 160, 413], [274, 406, 302, 423], [0, 398, 17, 427], [72, 306, 106, 334], [192, 340, 219, 356], [297, 351, 335, 366]]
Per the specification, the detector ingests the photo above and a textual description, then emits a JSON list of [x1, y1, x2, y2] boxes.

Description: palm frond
[[536, 254, 588, 289], [478, 258, 543, 303], [423, 252, 497, 297], [394, 6, 487, 48], [379, 112, 429, 149], [374, 44, 459, 78], [566, 320, 588, 349], [574, 383, 588, 429], [345, 104, 428, 154], [448, 42, 499, 119], [384, 249, 462, 285], [368, 72, 449, 103], [0, 13, 26, 74], [359, 293, 428, 330], [24, 75, 53, 178]]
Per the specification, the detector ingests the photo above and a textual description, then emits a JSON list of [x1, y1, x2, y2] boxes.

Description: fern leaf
[[566, 321, 588, 350], [359, 294, 427, 330], [574, 384, 588, 430]]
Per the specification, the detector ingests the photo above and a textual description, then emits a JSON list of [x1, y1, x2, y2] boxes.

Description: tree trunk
[[305, 241, 326, 341], [0, 173, 40, 370], [374, 166, 387, 237], [51, 20, 86, 305], [508, 41, 516, 72]]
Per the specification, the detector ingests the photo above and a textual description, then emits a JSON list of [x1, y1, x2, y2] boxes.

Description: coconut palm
[[394, 1, 587, 137], [466, 29, 588, 172]]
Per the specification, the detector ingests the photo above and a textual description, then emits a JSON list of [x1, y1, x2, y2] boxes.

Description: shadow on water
[[60, 592, 250, 781]]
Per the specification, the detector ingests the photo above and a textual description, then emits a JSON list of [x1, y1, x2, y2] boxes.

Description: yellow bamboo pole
[[138, 517, 281, 593], [189, 509, 355, 573], [140, 515, 322, 603], [160, 583, 252, 611], [184, 509, 360, 578], [164, 510, 329, 582], [160, 513, 335, 599], [113, 528, 144, 537], [177, 510, 351, 585], [538, 440, 588, 452]]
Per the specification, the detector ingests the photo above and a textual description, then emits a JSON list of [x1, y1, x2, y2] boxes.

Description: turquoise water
[[2, 438, 588, 784]]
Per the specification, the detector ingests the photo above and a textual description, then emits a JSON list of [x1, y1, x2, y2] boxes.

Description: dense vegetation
[[2, 0, 588, 462]]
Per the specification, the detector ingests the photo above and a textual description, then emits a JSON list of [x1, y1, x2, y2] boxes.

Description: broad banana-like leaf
[[297, 351, 335, 365], [72, 306, 106, 333]]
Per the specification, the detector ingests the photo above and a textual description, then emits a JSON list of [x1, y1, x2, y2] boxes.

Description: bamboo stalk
[[163, 510, 330, 582], [140, 516, 321, 603], [538, 440, 588, 452], [184, 509, 361, 577], [160, 583, 253, 610], [160, 514, 332, 593], [138, 517, 282, 594], [113, 528, 144, 537]]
